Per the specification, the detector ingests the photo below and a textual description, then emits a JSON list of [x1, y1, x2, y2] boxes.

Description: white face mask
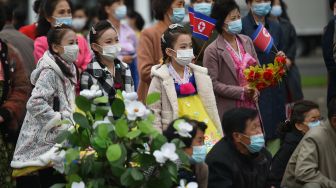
[[61, 44, 79, 62], [72, 18, 87, 31], [101, 44, 121, 61], [174, 49, 194, 66]]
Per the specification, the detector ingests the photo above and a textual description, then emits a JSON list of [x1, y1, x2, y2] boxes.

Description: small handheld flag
[[188, 7, 195, 29], [251, 24, 274, 54], [192, 12, 217, 41]]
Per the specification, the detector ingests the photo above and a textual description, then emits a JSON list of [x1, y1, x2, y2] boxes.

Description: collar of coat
[[86, 57, 127, 79], [150, 63, 208, 80]]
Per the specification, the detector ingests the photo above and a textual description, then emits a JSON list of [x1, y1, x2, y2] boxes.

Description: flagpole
[[195, 41, 208, 62], [255, 102, 266, 138]]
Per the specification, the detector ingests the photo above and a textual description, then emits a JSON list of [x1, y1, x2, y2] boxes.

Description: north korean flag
[[188, 7, 195, 29], [192, 12, 217, 41], [251, 24, 274, 54]]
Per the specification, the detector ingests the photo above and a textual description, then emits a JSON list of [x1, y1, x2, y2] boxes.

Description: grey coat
[[11, 51, 76, 168]]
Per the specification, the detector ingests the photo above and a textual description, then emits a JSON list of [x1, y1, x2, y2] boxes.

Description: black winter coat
[[206, 138, 272, 188]]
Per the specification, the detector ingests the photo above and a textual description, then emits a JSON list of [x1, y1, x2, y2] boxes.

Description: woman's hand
[[244, 86, 259, 102], [276, 51, 286, 57], [122, 55, 134, 64]]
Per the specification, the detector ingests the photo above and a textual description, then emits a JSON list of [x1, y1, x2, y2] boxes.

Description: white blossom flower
[[174, 120, 193, 138], [178, 180, 198, 188], [71, 181, 85, 188], [80, 84, 102, 99], [122, 91, 138, 102], [125, 101, 148, 120], [153, 143, 179, 164]]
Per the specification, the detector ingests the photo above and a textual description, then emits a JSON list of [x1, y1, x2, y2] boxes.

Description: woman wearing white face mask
[[34, 0, 92, 73], [99, 0, 139, 91], [12, 25, 78, 187], [269, 0, 304, 116], [204, 0, 260, 122], [148, 24, 223, 151], [72, 5, 90, 37], [81, 21, 134, 102]]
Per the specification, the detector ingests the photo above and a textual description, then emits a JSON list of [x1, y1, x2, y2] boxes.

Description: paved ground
[[296, 48, 328, 116]]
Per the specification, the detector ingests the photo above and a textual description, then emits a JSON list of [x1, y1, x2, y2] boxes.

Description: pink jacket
[[34, 35, 92, 72]]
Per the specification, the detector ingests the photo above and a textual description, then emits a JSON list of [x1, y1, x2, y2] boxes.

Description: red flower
[[114, 82, 122, 89], [263, 69, 273, 81], [276, 56, 286, 64], [278, 67, 285, 77], [256, 82, 267, 90], [247, 70, 256, 81]]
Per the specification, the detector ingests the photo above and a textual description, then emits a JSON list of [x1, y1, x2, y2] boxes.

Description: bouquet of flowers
[[54, 87, 196, 188], [243, 56, 286, 90]]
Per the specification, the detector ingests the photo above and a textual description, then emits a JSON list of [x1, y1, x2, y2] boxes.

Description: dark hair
[[99, 0, 121, 20], [163, 117, 208, 148], [222, 108, 258, 139], [2, 2, 15, 22], [161, 24, 190, 63], [152, 0, 174, 21], [127, 9, 145, 31], [328, 97, 336, 120], [47, 24, 76, 78], [0, 3, 5, 30], [278, 100, 319, 134], [330, 0, 336, 10], [271, 0, 290, 21], [33, 0, 42, 14], [211, 0, 240, 34], [37, 0, 73, 37], [89, 20, 118, 59]]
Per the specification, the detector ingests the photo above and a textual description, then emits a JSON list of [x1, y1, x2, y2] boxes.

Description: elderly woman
[[203, 0, 260, 122]]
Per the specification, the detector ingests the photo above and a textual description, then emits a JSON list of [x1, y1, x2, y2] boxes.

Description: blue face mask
[[270, 5, 282, 17], [194, 2, 212, 16], [308, 120, 321, 129], [227, 19, 242, 35], [170, 8, 186, 24], [252, 2, 272, 17], [191, 145, 207, 163], [242, 134, 265, 153], [54, 16, 72, 26], [115, 5, 127, 20]]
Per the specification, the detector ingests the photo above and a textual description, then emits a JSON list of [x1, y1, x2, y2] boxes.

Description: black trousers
[[16, 168, 65, 188]]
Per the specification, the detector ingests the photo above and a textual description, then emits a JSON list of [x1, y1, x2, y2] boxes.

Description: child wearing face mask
[[81, 20, 134, 103], [11, 25, 78, 187], [34, 0, 92, 73], [163, 117, 209, 188], [148, 24, 223, 151]]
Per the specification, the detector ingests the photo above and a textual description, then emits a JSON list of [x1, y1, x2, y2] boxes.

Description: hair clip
[[54, 23, 63, 28], [161, 34, 166, 44], [168, 23, 184, 30], [91, 27, 97, 34]]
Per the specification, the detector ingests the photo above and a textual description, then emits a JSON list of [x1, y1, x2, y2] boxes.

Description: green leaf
[[93, 96, 109, 104], [176, 149, 190, 166], [68, 174, 82, 183], [151, 134, 167, 151], [93, 136, 107, 149], [167, 163, 178, 178], [111, 98, 125, 117], [50, 183, 65, 188], [146, 92, 160, 105], [55, 130, 71, 144], [138, 121, 155, 134], [115, 118, 128, 137], [97, 123, 110, 139], [95, 107, 109, 121], [76, 95, 91, 112], [131, 168, 144, 181], [171, 138, 186, 149], [73, 113, 90, 129], [65, 148, 80, 164], [126, 130, 141, 139], [120, 169, 134, 186], [106, 144, 122, 162]]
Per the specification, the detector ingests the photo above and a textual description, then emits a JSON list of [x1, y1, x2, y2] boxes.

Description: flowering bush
[[54, 89, 193, 188], [243, 56, 286, 90]]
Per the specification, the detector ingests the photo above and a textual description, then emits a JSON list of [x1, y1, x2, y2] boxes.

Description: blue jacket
[[241, 12, 286, 140]]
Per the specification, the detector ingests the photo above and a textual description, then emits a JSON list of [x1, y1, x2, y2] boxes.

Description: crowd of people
[[0, 0, 335, 187]]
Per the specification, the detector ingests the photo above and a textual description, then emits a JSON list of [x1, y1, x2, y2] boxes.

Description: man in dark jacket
[[322, 0, 336, 105], [206, 108, 272, 188]]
